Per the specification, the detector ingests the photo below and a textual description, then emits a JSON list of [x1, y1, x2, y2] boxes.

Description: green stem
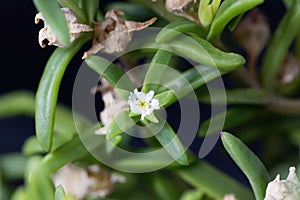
[[268, 96, 300, 115], [232, 67, 260, 89], [261, 1, 300, 91], [294, 33, 300, 59]]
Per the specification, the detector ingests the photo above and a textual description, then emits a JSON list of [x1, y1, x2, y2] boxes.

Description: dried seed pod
[[233, 9, 270, 77]]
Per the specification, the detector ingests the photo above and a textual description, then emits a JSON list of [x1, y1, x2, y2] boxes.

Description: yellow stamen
[[137, 100, 148, 110]]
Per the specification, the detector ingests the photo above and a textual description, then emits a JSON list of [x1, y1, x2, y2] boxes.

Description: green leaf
[[22, 136, 44, 155], [113, 149, 181, 171], [238, 115, 300, 142], [26, 157, 54, 200], [156, 21, 208, 44], [54, 104, 80, 137], [207, 0, 264, 41], [11, 187, 27, 200], [55, 185, 66, 200], [261, 0, 300, 90], [157, 64, 239, 104], [105, 2, 154, 21], [154, 90, 176, 107], [145, 112, 159, 124], [78, 0, 98, 24], [40, 124, 104, 173], [130, 0, 185, 22], [35, 34, 90, 152], [221, 132, 270, 200], [159, 36, 245, 71], [85, 55, 135, 99], [34, 0, 70, 46], [106, 110, 139, 139], [0, 91, 35, 118], [152, 174, 182, 200], [199, 106, 261, 137], [196, 88, 268, 105], [228, 13, 244, 31], [142, 49, 172, 93], [282, 0, 294, 9], [176, 161, 254, 199], [0, 153, 27, 181], [41, 136, 89, 173], [152, 121, 188, 165], [105, 135, 122, 154], [179, 190, 204, 200]]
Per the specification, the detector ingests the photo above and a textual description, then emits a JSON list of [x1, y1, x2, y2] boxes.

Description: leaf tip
[[220, 131, 227, 137]]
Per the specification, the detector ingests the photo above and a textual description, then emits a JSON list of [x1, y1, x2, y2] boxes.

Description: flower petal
[[146, 90, 155, 101]]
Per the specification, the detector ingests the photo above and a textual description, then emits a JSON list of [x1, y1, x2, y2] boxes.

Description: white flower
[[264, 167, 300, 200], [128, 89, 160, 120], [53, 164, 126, 200], [35, 8, 93, 48]]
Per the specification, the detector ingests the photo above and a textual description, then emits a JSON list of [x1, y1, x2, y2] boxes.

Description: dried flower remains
[[35, 8, 93, 48], [82, 9, 157, 58]]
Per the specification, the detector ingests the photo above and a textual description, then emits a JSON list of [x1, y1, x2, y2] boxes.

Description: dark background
[[0, 0, 285, 187]]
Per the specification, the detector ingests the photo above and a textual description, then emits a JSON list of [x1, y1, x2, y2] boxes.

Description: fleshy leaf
[[152, 121, 188, 165], [221, 132, 270, 200]]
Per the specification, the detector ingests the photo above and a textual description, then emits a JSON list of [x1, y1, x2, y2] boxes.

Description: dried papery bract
[[53, 164, 126, 200], [233, 9, 270, 78], [164, 0, 199, 22], [264, 167, 300, 200], [165, 0, 193, 11], [82, 9, 157, 59], [95, 78, 129, 135], [35, 8, 93, 48]]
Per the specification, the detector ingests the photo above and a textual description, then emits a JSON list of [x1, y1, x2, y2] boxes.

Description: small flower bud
[[198, 0, 221, 27]]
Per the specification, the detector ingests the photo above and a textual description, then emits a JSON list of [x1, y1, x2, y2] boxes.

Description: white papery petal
[[150, 99, 160, 110], [264, 167, 300, 200], [35, 8, 92, 48], [146, 90, 155, 101]]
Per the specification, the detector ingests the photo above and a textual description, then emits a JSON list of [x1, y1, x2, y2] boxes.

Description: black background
[[0, 0, 285, 187]]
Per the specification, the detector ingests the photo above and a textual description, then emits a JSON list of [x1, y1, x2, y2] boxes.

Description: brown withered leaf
[[82, 9, 156, 59], [35, 8, 93, 48]]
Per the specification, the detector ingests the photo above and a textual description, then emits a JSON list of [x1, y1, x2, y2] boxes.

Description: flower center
[[137, 100, 148, 110]]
